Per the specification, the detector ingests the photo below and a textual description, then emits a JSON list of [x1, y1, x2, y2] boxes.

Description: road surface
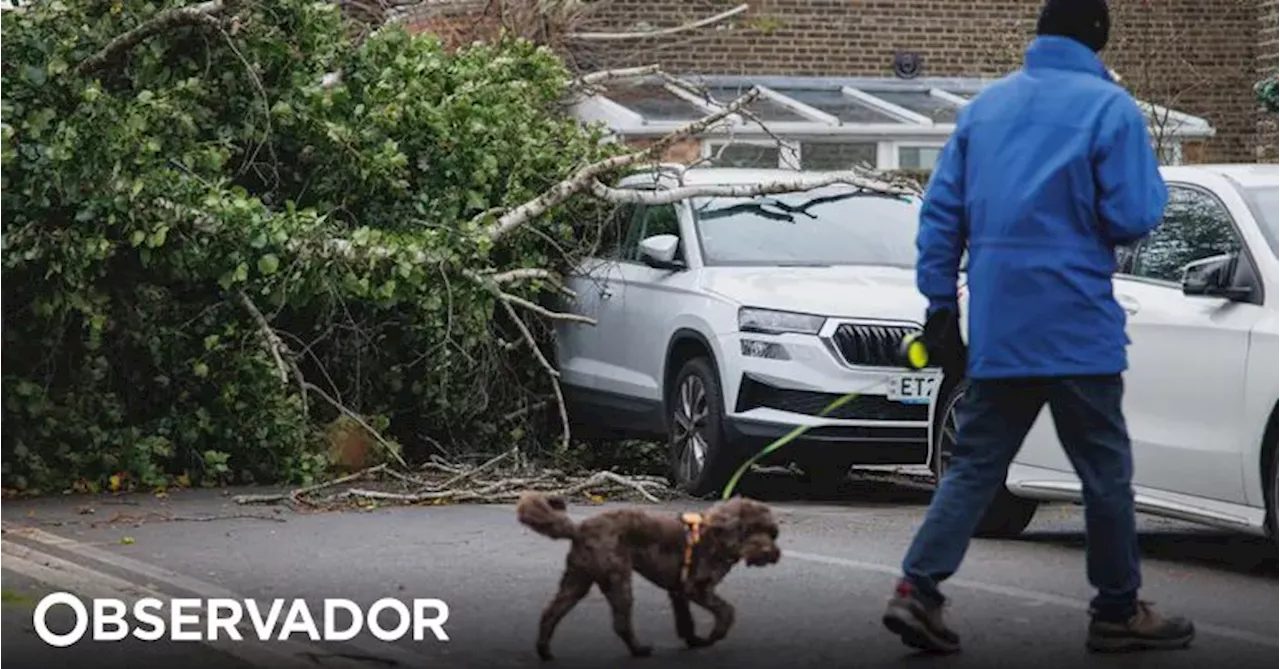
[[2, 475, 1275, 669]]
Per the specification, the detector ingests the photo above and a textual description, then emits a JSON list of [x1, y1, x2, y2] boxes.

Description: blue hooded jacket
[[915, 35, 1168, 380]]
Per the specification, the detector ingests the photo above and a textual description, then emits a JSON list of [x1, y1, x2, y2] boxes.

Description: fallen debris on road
[[232, 448, 687, 510]]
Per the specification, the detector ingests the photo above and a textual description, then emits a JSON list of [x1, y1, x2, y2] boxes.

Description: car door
[[555, 202, 636, 393], [1108, 182, 1266, 505], [607, 199, 698, 406]]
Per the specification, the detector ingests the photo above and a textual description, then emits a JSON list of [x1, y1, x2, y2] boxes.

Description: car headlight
[[737, 307, 827, 335]]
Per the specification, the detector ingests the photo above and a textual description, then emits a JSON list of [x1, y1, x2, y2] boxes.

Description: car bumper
[[717, 330, 939, 467]]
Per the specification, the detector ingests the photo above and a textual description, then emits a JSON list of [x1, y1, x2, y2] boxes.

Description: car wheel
[[1265, 417, 1277, 542], [931, 378, 1039, 539], [667, 357, 735, 498]]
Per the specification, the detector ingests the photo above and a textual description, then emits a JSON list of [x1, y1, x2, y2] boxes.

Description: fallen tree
[[2, 0, 914, 500]]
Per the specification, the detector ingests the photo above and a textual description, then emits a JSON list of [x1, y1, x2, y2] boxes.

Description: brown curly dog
[[516, 491, 782, 661]]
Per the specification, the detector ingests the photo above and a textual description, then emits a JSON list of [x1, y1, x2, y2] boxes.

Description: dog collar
[[679, 512, 704, 584]]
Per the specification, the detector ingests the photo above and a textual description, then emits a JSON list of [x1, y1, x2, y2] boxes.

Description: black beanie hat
[[1036, 0, 1111, 52]]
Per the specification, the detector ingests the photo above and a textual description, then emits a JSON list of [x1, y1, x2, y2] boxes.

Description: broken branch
[[501, 292, 596, 325], [570, 65, 664, 91], [589, 170, 917, 205], [73, 0, 229, 77], [485, 87, 761, 241], [566, 4, 749, 41]]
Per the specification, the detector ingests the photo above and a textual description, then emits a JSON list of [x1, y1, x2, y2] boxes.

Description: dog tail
[[517, 491, 578, 540]]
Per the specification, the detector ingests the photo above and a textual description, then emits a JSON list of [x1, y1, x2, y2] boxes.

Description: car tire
[[666, 357, 736, 498], [931, 378, 1039, 539], [1265, 415, 1277, 542]]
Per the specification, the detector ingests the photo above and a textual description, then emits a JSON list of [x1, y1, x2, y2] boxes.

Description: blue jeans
[[901, 375, 1141, 622]]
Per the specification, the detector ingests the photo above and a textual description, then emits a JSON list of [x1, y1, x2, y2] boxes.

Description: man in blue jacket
[[881, 0, 1196, 655]]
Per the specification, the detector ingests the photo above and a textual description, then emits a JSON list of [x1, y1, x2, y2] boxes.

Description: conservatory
[[571, 74, 1216, 171]]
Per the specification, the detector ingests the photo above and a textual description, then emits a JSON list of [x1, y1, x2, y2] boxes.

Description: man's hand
[[922, 308, 967, 379]]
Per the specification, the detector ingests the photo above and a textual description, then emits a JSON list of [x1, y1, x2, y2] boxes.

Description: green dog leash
[[719, 332, 934, 500]]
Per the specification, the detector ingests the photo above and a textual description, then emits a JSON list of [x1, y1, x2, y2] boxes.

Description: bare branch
[[500, 299, 571, 451], [501, 292, 596, 325], [485, 87, 761, 241], [73, 0, 229, 77], [590, 170, 918, 205], [566, 3, 748, 41], [489, 268, 576, 299], [236, 290, 308, 419], [571, 65, 663, 91], [304, 381, 411, 471]]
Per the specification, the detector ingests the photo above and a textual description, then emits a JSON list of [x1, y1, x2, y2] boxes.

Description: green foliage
[[2, 0, 621, 494], [1256, 74, 1278, 115]]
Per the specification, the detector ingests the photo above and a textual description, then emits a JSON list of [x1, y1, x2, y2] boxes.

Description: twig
[[233, 464, 388, 505], [500, 298, 572, 452], [73, 0, 229, 77], [566, 4, 748, 41], [433, 447, 518, 490], [236, 291, 310, 419], [500, 292, 596, 325], [501, 401, 547, 423]]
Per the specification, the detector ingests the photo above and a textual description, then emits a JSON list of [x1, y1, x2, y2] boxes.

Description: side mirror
[[1181, 253, 1250, 301], [638, 234, 682, 270]]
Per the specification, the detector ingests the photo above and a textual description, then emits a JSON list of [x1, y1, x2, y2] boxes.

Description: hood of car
[[700, 265, 929, 324]]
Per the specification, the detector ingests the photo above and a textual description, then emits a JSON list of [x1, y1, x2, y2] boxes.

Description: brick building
[[398, 0, 1279, 168]]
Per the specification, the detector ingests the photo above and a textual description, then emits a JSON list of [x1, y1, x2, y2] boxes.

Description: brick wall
[[402, 0, 1274, 163], [1257, 0, 1278, 161], [583, 0, 1262, 162]]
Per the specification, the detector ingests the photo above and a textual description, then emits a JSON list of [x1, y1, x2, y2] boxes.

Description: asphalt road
[[2, 475, 1276, 669]]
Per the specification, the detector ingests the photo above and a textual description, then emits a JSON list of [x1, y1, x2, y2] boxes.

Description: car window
[[1237, 183, 1278, 258], [691, 186, 920, 267], [619, 203, 681, 262], [1128, 185, 1244, 283], [597, 202, 639, 259]]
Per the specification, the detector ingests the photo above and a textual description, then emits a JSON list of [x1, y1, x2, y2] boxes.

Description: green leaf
[[22, 65, 46, 86], [257, 254, 280, 276]]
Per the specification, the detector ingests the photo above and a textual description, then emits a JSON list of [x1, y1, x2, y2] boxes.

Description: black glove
[[921, 308, 967, 379]]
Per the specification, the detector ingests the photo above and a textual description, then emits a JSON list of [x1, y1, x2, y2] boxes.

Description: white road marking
[[1, 526, 448, 668], [546, 507, 1277, 649], [784, 549, 1278, 648]]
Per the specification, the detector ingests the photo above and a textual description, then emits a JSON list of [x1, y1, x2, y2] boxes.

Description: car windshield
[[690, 185, 921, 267], [1237, 184, 1278, 257]]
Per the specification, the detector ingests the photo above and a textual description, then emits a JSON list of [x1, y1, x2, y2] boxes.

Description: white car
[[554, 166, 943, 496], [944, 163, 1280, 539]]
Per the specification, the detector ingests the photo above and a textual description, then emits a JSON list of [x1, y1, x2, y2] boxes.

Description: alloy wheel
[[672, 374, 710, 485], [933, 385, 964, 480]]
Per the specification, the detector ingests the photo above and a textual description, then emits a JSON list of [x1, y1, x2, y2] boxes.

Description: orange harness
[[679, 512, 704, 584]]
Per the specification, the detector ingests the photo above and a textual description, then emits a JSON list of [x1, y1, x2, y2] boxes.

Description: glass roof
[[783, 88, 906, 124], [865, 90, 960, 123], [701, 86, 810, 123], [575, 75, 1216, 140], [604, 82, 707, 122]]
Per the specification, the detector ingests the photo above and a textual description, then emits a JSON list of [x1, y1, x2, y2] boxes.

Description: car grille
[[830, 323, 923, 368], [736, 376, 929, 422]]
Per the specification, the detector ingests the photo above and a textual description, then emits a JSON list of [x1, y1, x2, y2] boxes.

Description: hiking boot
[[1086, 600, 1195, 653], [882, 580, 960, 654]]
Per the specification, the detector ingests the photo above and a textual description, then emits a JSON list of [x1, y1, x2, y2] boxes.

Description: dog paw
[[536, 644, 554, 661], [629, 644, 653, 658], [684, 636, 711, 649]]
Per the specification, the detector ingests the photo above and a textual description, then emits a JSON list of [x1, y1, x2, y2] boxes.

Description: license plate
[[886, 374, 938, 405]]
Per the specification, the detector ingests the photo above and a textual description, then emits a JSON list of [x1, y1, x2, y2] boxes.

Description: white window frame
[[887, 141, 946, 170]]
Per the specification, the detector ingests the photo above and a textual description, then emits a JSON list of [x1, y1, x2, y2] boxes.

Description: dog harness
[[679, 512, 704, 584]]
